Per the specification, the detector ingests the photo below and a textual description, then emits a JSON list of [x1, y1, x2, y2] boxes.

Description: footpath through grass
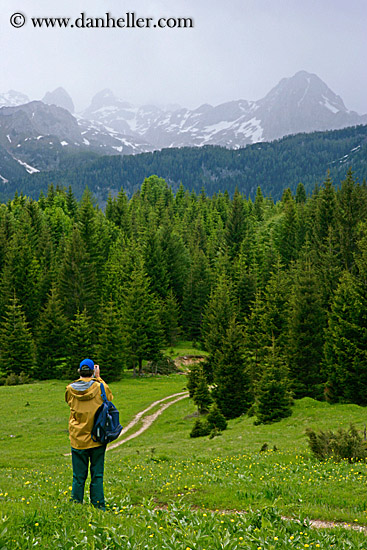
[[2, 367, 367, 548]]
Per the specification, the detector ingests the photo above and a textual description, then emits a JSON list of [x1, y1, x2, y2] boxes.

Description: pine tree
[[67, 308, 94, 379], [190, 418, 211, 438], [275, 189, 299, 266], [96, 300, 124, 382], [225, 188, 247, 259], [66, 186, 78, 219], [57, 225, 99, 322], [214, 316, 252, 419], [101, 236, 135, 313], [254, 186, 264, 221], [206, 402, 227, 432], [193, 368, 213, 414], [143, 231, 169, 299], [244, 291, 267, 388], [316, 226, 343, 309], [105, 188, 130, 234], [324, 233, 367, 406], [158, 223, 189, 303], [232, 234, 257, 322], [34, 286, 68, 380], [295, 182, 307, 204], [122, 261, 164, 376], [161, 289, 181, 347], [0, 294, 35, 376], [182, 247, 211, 340], [287, 257, 326, 399], [186, 363, 202, 398], [261, 260, 290, 350], [314, 173, 337, 246], [0, 211, 42, 328], [201, 274, 234, 368], [336, 168, 367, 271], [254, 343, 293, 425]]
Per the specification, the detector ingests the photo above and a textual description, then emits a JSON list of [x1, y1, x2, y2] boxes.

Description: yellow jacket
[[65, 377, 113, 449]]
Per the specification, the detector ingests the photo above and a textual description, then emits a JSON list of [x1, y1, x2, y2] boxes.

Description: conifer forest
[[1, 169, 367, 421]]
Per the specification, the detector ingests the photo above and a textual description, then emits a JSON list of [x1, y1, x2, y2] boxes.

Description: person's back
[[65, 359, 113, 510]]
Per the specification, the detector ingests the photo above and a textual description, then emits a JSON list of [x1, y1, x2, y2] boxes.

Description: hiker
[[65, 358, 113, 510]]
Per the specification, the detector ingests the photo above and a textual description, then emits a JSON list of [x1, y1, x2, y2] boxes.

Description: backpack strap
[[89, 378, 108, 404], [99, 382, 108, 404]]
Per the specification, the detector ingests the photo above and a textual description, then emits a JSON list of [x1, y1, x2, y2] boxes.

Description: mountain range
[[0, 70, 367, 184]]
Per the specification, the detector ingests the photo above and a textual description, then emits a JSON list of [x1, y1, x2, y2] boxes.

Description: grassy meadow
[[2, 349, 367, 549]]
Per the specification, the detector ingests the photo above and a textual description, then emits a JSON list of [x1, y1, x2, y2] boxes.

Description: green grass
[[0, 373, 187, 467], [163, 340, 209, 358], [2, 358, 367, 548]]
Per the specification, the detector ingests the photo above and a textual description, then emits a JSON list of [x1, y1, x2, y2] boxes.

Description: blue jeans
[[71, 445, 106, 510]]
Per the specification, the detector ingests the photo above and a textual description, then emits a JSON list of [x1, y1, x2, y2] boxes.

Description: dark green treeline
[[1, 171, 367, 408]]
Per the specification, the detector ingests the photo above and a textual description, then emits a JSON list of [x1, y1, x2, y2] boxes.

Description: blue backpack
[[91, 382, 123, 444]]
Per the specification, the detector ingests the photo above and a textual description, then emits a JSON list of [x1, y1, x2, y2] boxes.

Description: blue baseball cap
[[79, 358, 94, 373]]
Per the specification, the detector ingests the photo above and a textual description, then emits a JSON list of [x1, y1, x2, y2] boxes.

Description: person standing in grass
[[65, 358, 113, 510]]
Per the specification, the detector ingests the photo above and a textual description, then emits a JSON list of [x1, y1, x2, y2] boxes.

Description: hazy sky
[[1, 0, 366, 113]]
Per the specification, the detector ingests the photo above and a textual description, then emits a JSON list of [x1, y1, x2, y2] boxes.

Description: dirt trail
[[108, 391, 189, 450], [303, 518, 367, 533]]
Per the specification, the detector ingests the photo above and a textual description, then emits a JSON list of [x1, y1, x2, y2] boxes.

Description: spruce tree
[[96, 300, 124, 382], [314, 173, 337, 246], [67, 308, 94, 379], [161, 289, 181, 347], [193, 368, 213, 414], [158, 223, 189, 303], [254, 343, 293, 425], [244, 291, 267, 388], [287, 257, 325, 399], [34, 286, 68, 380], [206, 402, 227, 432], [214, 316, 252, 419], [295, 182, 307, 204], [254, 186, 264, 221], [122, 260, 164, 376], [182, 247, 211, 340], [66, 186, 78, 219], [0, 211, 41, 328], [324, 250, 367, 405], [57, 225, 99, 322], [101, 236, 135, 312], [190, 418, 211, 438], [336, 168, 365, 271], [232, 233, 257, 322], [143, 231, 169, 299], [105, 188, 131, 234], [225, 187, 247, 259], [0, 294, 35, 376], [201, 274, 234, 369], [186, 363, 202, 398], [274, 189, 299, 266], [261, 261, 290, 351]]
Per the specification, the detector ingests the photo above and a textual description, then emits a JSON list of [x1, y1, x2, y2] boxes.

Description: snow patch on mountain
[[0, 90, 29, 108], [79, 71, 367, 150], [321, 95, 340, 114], [15, 158, 40, 174]]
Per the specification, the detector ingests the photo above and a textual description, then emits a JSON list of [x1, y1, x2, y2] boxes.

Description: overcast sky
[[1, 0, 366, 113]]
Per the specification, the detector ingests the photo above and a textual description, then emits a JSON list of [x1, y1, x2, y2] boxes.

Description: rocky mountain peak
[[42, 87, 75, 113], [86, 89, 133, 115], [0, 90, 30, 108], [262, 70, 345, 110]]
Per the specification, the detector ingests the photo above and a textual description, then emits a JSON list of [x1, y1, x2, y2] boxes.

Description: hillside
[[1, 123, 367, 203], [2, 377, 367, 548]]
